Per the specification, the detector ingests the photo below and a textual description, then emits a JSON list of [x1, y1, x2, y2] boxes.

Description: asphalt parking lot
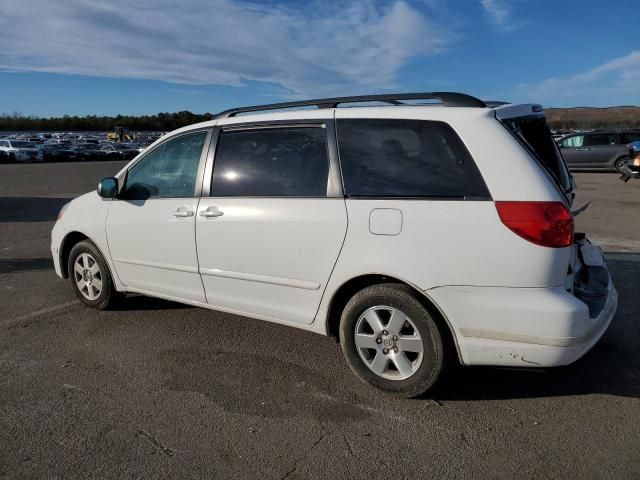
[[1, 162, 639, 479]]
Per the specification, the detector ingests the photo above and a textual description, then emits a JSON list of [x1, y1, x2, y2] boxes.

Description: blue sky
[[0, 0, 638, 117]]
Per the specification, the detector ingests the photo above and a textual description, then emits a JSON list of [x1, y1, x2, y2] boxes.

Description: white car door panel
[[195, 124, 347, 325], [196, 198, 347, 324], [106, 129, 210, 302], [107, 198, 203, 301]]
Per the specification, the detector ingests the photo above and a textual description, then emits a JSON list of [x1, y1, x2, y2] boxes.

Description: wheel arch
[[324, 274, 463, 363], [59, 231, 116, 285], [614, 154, 631, 168]]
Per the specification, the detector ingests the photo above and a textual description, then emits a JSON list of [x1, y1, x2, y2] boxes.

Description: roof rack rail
[[214, 92, 487, 119]]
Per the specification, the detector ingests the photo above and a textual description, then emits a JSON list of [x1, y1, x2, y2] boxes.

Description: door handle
[[199, 206, 224, 218], [172, 208, 194, 218]]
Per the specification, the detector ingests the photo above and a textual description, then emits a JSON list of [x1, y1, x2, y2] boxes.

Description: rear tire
[[339, 283, 447, 398], [68, 240, 118, 310]]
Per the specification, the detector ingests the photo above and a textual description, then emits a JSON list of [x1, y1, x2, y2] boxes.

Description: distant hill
[[545, 106, 640, 130]]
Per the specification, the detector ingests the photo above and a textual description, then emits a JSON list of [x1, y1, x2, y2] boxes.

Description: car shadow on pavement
[[0, 197, 73, 223], [0, 258, 54, 274], [434, 254, 640, 401], [112, 294, 192, 311]]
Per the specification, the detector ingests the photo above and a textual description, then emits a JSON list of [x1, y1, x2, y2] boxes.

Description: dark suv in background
[[558, 129, 640, 172]]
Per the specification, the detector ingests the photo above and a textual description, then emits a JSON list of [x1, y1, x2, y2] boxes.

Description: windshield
[[12, 141, 36, 148], [501, 116, 573, 197]]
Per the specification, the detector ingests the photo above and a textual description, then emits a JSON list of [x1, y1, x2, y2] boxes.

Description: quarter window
[[620, 133, 640, 143], [122, 131, 207, 199], [211, 127, 329, 197], [337, 119, 489, 198]]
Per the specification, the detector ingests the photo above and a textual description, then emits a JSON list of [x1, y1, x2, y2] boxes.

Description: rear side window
[[585, 134, 617, 146], [336, 119, 489, 198], [211, 127, 329, 197]]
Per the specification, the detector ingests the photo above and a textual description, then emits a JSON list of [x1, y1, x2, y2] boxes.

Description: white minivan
[[51, 93, 617, 397]]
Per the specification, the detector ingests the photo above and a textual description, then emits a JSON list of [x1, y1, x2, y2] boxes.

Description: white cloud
[[0, 0, 450, 96], [514, 51, 640, 106], [480, 0, 520, 31]]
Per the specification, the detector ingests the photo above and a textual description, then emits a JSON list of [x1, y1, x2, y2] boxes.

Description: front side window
[[337, 119, 489, 198], [211, 127, 329, 197], [122, 131, 207, 199], [560, 135, 584, 148]]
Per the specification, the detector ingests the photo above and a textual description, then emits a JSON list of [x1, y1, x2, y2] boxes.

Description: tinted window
[[620, 132, 640, 143], [506, 116, 572, 194], [585, 134, 616, 146], [211, 127, 329, 197], [337, 119, 488, 197], [122, 131, 206, 199], [560, 135, 584, 147]]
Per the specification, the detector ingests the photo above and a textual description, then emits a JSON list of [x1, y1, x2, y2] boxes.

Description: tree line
[[0, 111, 214, 132], [2, 107, 638, 132]]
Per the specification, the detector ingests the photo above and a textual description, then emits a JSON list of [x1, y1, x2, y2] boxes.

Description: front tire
[[68, 240, 117, 310], [615, 156, 631, 173], [339, 284, 447, 398]]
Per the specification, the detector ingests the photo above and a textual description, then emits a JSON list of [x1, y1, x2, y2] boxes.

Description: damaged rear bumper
[[427, 241, 618, 367]]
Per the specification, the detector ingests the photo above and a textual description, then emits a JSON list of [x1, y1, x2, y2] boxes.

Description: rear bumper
[[427, 277, 617, 368]]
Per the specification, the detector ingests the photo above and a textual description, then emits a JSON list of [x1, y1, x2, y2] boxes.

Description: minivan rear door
[[582, 133, 621, 168], [195, 121, 347, 325]]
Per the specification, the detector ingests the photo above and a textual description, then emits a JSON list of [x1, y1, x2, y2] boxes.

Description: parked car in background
[[557, 129, 640, 172], [72, 143, 108, 161], [100, 143, 140, 160], [122, 142, 147, 153], [0, 139, 44, 162], [42, 144, 79, 162], [51, 92, 617, 397], [44, 139, 72, 146]]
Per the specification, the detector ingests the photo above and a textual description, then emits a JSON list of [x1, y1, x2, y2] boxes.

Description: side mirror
[[97, 177, 118, 198]]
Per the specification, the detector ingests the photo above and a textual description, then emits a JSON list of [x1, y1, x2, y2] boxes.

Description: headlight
[[57, 202, 70, 220], [633, 157, 640, 168]]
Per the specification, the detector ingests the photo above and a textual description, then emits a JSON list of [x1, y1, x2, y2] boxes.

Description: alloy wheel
[[73, 253, 103, 301], [354, 305, 424, 380]]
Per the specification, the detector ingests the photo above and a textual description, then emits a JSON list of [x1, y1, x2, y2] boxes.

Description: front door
[[196, 124, 347, 325], [107, 130, 210, 302], [558, 134, 586, 168]]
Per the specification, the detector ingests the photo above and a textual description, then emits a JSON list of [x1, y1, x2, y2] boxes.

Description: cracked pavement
[[1, 162, 639, 479]]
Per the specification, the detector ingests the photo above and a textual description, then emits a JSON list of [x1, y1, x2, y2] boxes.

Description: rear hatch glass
[[499, 114, 574, 205]]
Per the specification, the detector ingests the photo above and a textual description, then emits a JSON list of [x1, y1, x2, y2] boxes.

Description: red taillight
[[495, 201, 574, 248]]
